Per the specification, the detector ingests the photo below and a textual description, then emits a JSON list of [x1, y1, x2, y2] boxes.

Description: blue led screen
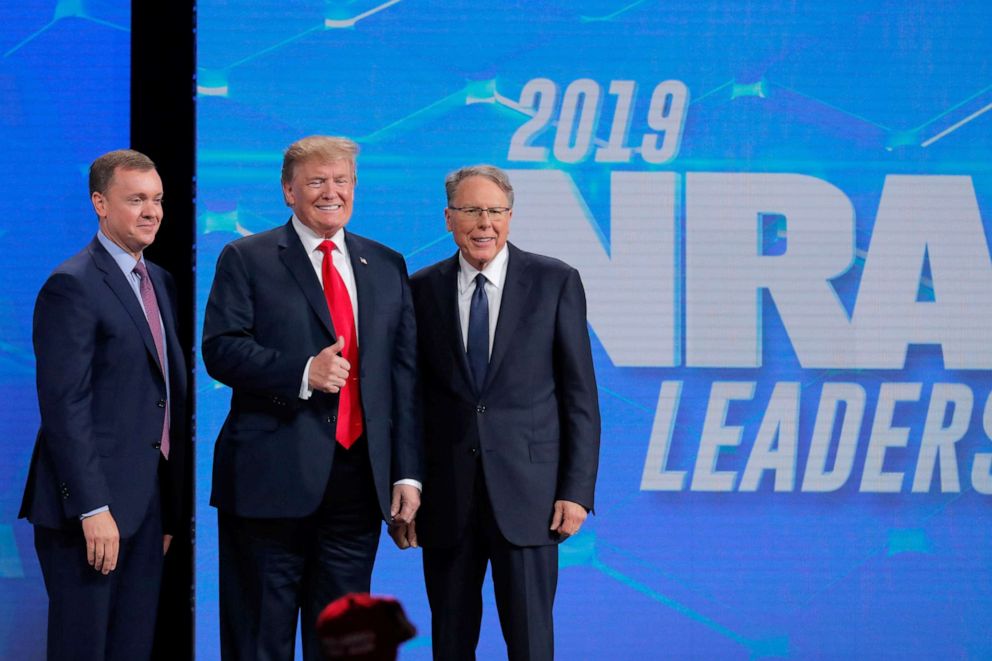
[[0, 1, 131, 657], [197, 3, 992, 658]]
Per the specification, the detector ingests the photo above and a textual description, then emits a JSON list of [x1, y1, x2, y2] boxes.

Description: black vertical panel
[[131, 2, 196, 659]]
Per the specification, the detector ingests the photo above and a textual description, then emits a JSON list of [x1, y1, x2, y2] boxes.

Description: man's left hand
[[388, 520, 418, 549], [390, 484, 421, 525], [550, 500, 587, 538]]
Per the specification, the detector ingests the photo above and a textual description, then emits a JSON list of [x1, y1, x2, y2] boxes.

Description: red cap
[[316, 593, 416, 660]]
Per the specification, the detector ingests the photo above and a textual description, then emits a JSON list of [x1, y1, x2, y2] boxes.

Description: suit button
[[476, 405, 486, 413], [157, 399, 166, 408], [326, 415, 337, 424], [469, 448, 478, 455], [152, 441, 162, 450]]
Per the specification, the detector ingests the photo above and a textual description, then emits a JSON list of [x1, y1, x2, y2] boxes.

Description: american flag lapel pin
[[359, 256, 368, 265]]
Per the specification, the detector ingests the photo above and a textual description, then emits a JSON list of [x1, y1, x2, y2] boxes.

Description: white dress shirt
[[457, 246, 509, 356]]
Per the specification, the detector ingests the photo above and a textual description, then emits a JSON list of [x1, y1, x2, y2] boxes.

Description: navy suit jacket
[[20, 236, 188, 538], [202, 222, 422, 520], [411, 243, 600, 548]]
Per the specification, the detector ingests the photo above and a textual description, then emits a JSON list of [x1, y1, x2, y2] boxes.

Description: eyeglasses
[[448, 206, 512, 220]]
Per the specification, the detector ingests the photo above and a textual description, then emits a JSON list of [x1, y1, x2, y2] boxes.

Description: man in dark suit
[[20, 149, 188, 660], [202, 135, 422, 661], [402, 165, 600, 660]]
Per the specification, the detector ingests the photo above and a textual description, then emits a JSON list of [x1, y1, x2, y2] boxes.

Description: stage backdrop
[[0, 1, 131, 657], [197, 2, 991, 658]]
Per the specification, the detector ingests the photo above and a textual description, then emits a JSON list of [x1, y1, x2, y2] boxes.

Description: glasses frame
[[447, 206, 512, 219]]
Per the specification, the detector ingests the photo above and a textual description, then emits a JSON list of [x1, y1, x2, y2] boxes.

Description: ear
[[91, 191, 106, 218], [444, 207, 454, 232], [282, 181, 295, 207]]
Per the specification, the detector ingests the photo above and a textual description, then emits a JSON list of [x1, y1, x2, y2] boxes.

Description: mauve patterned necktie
[[132, 260, 170, 459]]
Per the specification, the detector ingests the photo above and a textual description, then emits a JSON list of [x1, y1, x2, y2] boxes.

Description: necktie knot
[[133, 260, 149, 279], [317, 240, 337, 256]]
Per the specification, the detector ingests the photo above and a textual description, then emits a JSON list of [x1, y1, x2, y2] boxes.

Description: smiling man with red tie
[[202, 135, 423, 661]]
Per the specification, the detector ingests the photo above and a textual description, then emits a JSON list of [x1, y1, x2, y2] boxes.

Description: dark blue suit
[[20, 236, 188, 660], [411, 243, 600, 660], [202, 221, 421, 660]]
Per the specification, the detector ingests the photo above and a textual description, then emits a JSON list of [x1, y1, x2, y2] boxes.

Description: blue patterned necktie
[[467, 273, 489, 391]]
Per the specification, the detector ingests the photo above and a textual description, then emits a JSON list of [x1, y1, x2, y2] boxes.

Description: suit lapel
[[345, 233, 374, 363], [434, 254, 476, 392], [277, 221, 335, 337], [484, 243, 532, 392], [89, 239, 162, 373]]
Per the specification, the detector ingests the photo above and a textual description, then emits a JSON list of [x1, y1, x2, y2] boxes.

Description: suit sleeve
[[553, 268, 601, 510], [33, 273, 112, 519], [202, 242, 313, 399], [390, 262, 424, 484]]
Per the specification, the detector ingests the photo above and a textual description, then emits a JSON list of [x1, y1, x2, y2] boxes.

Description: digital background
[[0, 1, 131, 658], [1, 1, 989, 659], [196, 2, 992, 658]]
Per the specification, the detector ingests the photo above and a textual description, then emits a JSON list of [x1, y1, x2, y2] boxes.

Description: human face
[[445, 176, 512, 271], [283, 158, 355, 237], [92, 167, 164, 259]]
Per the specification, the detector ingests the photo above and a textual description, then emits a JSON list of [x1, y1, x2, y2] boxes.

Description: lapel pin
[[360, 257, 368, 265]]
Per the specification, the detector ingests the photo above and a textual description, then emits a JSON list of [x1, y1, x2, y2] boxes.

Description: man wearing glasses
[[398, 165, 600, 660]]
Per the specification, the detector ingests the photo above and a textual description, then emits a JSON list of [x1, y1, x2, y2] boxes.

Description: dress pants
[[423, 469, 559, 661], [218, 437, 382, 661], [34, 481, 164, 661]]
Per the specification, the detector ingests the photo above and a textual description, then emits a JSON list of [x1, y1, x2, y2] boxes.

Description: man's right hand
[[308, 337, 350, 394], [82, 510, 120, 575]]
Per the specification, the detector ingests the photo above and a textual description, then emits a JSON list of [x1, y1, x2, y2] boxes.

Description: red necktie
[[317, 240, 363, 448], [133, 260, 170, 459]]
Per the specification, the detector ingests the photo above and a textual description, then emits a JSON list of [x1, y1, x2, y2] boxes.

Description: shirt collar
[[457, 245, 508, 295], [96, 230, 143, 275], [291, 215, 349, 260]]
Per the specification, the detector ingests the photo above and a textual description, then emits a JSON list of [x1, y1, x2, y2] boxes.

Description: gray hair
[[444, 165, 514, 207]]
